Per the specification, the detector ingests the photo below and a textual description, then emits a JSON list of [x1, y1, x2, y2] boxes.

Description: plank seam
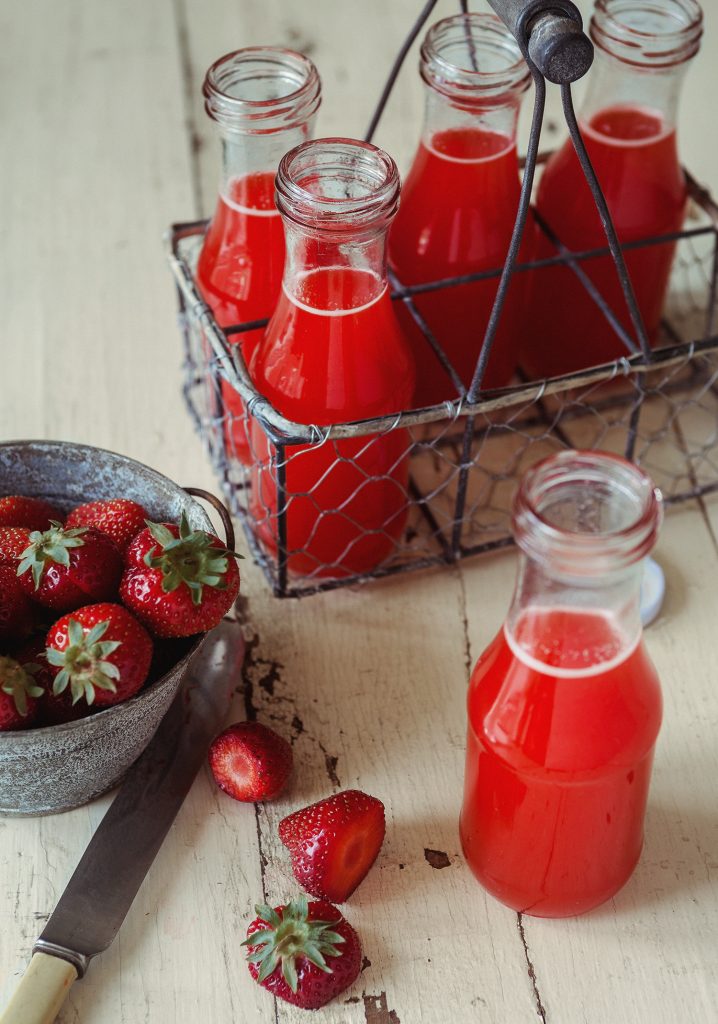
[[171, 0, 205, 218], [517, 914, 548, 1024]]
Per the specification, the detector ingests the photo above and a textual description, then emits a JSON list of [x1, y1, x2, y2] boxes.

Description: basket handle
[[183, 487, 236, 552]]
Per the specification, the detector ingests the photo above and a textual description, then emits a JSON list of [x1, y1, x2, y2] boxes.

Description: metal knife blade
[[34, 619, 244, 978]]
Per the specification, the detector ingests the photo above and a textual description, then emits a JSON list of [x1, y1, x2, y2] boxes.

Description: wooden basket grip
[[0, 953, 77, 1024]]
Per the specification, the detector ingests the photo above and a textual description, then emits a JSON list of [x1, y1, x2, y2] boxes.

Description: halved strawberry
[[17, 522, 123, 611], [279, 790, 386, 903], [208, 721, 293, 802], [0, 495, 62, 531], [243, 896, 361, 1010], [65, 499, 149, 553]]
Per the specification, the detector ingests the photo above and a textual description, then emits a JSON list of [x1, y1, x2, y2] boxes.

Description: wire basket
[[167, 0, 718, 597]]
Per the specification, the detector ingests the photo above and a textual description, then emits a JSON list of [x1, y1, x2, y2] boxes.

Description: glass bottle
[[196, 47, 321, 463], [460, 450, 663, 917], [388, 13, 531, 407], [523, 0, 703, 380], [250, 138, 415, 578]]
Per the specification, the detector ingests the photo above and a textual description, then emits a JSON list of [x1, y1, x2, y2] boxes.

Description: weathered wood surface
[[1, 1, 717, 1022]]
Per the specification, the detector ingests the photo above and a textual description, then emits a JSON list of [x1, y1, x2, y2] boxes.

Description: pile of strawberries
[[0, 494, 240, 731], [208, 720, 385, 1010]]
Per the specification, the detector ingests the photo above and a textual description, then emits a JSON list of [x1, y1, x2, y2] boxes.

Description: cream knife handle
[[0, 953, 77, 1024]]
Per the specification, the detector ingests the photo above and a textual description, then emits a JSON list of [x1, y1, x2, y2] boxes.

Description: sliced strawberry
[[0, 654, 44, 730], [120, 513, 240, 637], [45, 603, 153, 707], [0, 495, 63, 532], [279, 790, 386, 903], [17, 522, 123, 611], [243, 896, 361, 1010], [65, 499, 149, 553], [208, 721, 293, 802]]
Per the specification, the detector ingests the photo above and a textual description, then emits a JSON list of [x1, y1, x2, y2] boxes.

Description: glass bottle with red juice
[[522, 0, 703, 380], [461, 450, 663, 917], [196, 47, 321, 463], [249, 139, 415, 578], [389, 13, 531, 407]]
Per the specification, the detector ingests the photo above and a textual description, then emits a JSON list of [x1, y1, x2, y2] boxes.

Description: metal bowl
[[0, 440, 232, 817]]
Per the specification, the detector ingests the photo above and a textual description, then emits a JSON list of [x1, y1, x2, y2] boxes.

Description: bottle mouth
[[591, 0, 703, 68], [203, 47, 321, 134], [275, 138, 400, 231], [513, 450, 663, 576], [420, 13, 531, 105]]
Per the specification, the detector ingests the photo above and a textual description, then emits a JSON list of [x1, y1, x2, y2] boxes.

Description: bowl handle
[[182, 487, 236, 552]]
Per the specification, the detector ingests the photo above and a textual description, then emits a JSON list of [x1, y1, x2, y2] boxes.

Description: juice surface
[[523, 104, 686, 379], [389, 127, 523, 406], [460, 606, 662, 917], [250, 266, 415, 576], [196, 171, 285, 461]]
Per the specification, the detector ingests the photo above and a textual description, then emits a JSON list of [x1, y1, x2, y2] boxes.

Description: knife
[[0, 618, 244, 1024]]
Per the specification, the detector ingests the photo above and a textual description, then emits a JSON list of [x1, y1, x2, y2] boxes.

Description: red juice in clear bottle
[[460, 451, 663, 917], [522, 0, 702, 380], [389, 14, 530, 406], [250, 139, 415, 577], [195, 48, 321, 463]]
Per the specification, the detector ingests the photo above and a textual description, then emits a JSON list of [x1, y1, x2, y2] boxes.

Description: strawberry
[[65, 499, 149, 553], [0, 654, 43, 730], [279, 790, 386, 903], [120, 513, 240, 637], [208, 721, 293, 802], [17, 522, 123, 612], [243, 896, 361, 1010], [0, 495, 62, 532], [0, 527, 31, 565], [45, 603, 153, 707], [0, 566, 37, 643], [14, 638, 86, 726]]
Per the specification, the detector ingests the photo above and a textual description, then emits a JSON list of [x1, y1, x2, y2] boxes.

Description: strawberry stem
[[17, 521, 87, 589], [143, 512, 240, 607], [46, 618, 122, 705], [0, 657, 44, 717]]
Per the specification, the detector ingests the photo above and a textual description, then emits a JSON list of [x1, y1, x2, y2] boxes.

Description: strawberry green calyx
[[0, 657, 43, 717], [143, 512, 240, 608], [17, 521, 87, 589], [242, 896, 345, 993], [46, 618, 121, 705]]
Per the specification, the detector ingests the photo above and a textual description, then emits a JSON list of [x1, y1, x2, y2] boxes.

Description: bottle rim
[[513, 450, 663, 575], [420, 13, 531, 105], [275, 137, 400, 231], [203, 47, 321, 134], [590, 0, 703, 69]]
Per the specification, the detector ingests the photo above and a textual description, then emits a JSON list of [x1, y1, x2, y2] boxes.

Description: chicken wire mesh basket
[[167, 0, 718, 598]]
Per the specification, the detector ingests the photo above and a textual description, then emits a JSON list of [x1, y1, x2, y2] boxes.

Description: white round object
[[640, 557, 665, 628]]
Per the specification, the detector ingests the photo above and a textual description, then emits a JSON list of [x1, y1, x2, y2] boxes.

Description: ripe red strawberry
[[0, 654, 44, 730], [14, 638, 87, 726], [17, 522, 123, 612], [65, 499, 149, 553], [120, 513, 240, 637], [0, 495, 62, 531], [243, 896, 361, 1010], [209, 722, 293, 802], [0, 565, 37, 643], [0, 527, 31, 565], [279, 790, 386, 903], [45, 603, 153, 707]]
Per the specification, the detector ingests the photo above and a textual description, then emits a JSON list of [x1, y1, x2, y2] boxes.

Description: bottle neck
[[218, 125, 313, 206], [281, 221, 390, 309], [579, 48, 688, 135], [421, 86, 522, 152]]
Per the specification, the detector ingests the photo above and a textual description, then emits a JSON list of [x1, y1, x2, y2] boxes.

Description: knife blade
[[0, 618, 244, 1024]]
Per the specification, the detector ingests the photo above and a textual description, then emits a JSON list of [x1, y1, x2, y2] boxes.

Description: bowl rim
[[0, 438, 215, 745]]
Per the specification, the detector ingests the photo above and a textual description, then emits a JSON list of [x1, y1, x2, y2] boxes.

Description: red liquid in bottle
[[196, 172, 285, 461], [389, 127, 523, 405], [250, 267, 415, 577], [524, 104, 686, 379], [460, 606, 662, 917]]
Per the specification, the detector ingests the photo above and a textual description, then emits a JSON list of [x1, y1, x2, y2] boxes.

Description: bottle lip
[[420, 13, 531, 106], [590, 0, 703, 69], [203, 47, 321, 134], [275, 137, 400, 232], [513, 450, 663, 576]]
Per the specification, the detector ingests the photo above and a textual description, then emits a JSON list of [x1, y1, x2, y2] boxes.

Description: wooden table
[[2, 2, 717, 1021]]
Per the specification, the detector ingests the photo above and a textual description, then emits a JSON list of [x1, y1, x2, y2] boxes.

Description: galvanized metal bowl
[[0, 440, 234, 817]]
